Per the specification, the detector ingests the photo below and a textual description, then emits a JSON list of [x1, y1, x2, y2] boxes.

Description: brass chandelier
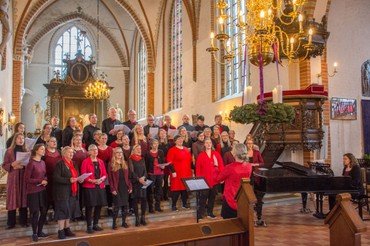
[[207, 0, 325, 66], [85, 73, 110, 100]]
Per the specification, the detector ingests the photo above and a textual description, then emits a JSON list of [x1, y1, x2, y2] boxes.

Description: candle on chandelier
[[210, 32, 215, 47], [218, 17, 224, 33], [226, 39, 231, 53], [298, 14, 303, 33], [290, 37, 295, 52], [260, 10, 265, 26], [308, 28, 313, 44]]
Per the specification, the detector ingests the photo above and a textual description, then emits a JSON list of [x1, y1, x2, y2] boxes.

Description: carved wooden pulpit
[[44, 51, 111, 128]]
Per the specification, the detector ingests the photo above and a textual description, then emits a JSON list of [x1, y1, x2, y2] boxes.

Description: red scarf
[[130, 154, 142, 162], [63, 158, 78, 196]]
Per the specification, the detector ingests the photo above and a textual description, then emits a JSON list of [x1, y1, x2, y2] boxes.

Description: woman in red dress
[[216, 143, 252, 219], [2, 133, 28, 229], [97, 133, 113, 215], [44, 137, 62, 211], [167, 135, 192, 211], [110, 130, 124, 148], [196, 138, 224, 219]]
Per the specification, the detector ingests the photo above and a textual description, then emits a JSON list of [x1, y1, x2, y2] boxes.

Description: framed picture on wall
[[330, 97, 357, 120]]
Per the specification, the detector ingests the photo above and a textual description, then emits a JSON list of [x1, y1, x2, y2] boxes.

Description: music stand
[[182, 177, 210, 223]]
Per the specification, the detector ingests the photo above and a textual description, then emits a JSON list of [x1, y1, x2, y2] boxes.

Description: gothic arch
[[28, 12, 128, 67]]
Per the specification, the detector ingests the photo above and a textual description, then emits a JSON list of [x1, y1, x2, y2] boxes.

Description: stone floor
[[0, 197, 369, 246]]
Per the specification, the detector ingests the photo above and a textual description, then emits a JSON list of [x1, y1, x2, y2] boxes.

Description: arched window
[[137, 40, 147, 120], [224, 0, 246, 96], [170, 0, 183, 110], [54, 26, 92, 75]]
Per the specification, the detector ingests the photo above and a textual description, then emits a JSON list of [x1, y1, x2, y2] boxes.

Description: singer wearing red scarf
[[53, 146, 80, 240]]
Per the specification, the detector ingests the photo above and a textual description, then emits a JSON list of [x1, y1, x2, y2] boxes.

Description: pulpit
[[44, 51, 112, 128], [253, 84, 328, 167]]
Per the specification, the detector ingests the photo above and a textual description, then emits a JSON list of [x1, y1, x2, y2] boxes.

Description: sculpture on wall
[[0, 0, 11, 57], [31, 101, 45, 131], [115, 103, 124, 122], [362, 60, 370, 97]]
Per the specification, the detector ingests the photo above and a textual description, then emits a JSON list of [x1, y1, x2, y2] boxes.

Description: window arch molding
[[48, 22, 97, 78]]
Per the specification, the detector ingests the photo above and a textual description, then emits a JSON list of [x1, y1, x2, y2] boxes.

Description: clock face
[[70, 63, 89, 84]]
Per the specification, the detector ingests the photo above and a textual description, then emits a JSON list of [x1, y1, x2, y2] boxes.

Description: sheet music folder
[[182, 177, 210, 192]]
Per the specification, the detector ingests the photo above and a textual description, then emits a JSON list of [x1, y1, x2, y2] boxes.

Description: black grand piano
[[252, 161, 358, 226]]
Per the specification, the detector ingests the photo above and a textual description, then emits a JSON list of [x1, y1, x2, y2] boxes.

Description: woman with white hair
[[215, 143, 252, 219], [53, 146, 80, 239]]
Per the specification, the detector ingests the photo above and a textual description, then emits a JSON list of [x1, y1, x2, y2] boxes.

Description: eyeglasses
[[115, 152, 123, 154]]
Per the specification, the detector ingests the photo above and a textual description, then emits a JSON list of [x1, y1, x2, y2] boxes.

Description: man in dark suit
[[102, 107, 121, 145], [50, 116, 62, 149], [83, 113, 100, 149]]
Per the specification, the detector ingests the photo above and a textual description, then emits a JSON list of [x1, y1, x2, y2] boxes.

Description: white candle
[[210, 32, 215, 47], [308, 28, 313, 44], [272, 88, 278, 104], [276, 84, 283, 103], [245, 85, 253, 104], [219, 17, 224, 33]]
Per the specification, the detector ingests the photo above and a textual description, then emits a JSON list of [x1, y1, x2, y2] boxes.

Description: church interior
[[0, 0, 370, 245]]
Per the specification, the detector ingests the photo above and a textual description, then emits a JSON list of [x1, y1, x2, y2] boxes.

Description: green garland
[[229, 103, 295, 124]]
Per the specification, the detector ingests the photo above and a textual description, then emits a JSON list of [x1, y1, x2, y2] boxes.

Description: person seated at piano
[[246, 138, 263, 167], [215, 143, 252, 219], [329, 153, 364, 210], [243, 134, 260, 151]]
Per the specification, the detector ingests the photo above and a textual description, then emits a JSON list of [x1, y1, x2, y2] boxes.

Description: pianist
[[329, 153, 364, 210], [245, 138, 263, 167], [215, 143, 252, 219]]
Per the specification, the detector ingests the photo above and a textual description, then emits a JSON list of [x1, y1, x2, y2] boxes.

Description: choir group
[[2, 107, 263, 242]]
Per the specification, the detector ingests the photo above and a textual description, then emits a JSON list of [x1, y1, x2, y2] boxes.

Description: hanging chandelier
[[85, 73, 110, 100], [207, 0, 327, 67]]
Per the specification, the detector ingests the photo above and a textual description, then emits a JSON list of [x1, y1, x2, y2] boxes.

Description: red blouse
[[196, 150, 224, 188], [167, 146, 192, 191], [98, 146, 113, 168], [216, 162, 252, 210]]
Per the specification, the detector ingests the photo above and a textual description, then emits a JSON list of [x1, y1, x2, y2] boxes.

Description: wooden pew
[[325, 193, 367, 246], [36, 179, 256, 246]]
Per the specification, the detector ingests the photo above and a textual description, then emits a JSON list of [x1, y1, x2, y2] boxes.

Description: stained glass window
[[224, 0, 246, 96], [137, 40, 147, 120], [54, 26, 92, 77], [170, 0, 183, 110]]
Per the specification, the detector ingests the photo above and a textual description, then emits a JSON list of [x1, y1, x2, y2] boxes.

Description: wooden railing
[[36, 179, 257, 246]]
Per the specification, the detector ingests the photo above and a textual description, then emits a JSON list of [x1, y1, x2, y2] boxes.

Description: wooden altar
[[44, 51, 111, 128]]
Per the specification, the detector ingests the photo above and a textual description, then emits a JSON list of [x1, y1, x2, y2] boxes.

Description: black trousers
[[112, 205, 128, 222], [147, 175, 164, 209], [30, 206, 47, 234], [172, 190, 188, 208], [85, 206, 102, 227], [106, 186, 113, 208], [199, 186, 217, 217], [163, 174, 170, 200], [7, 207, 28, 227], [221, 200, 237, 219], [133, 198, 147, 217]]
